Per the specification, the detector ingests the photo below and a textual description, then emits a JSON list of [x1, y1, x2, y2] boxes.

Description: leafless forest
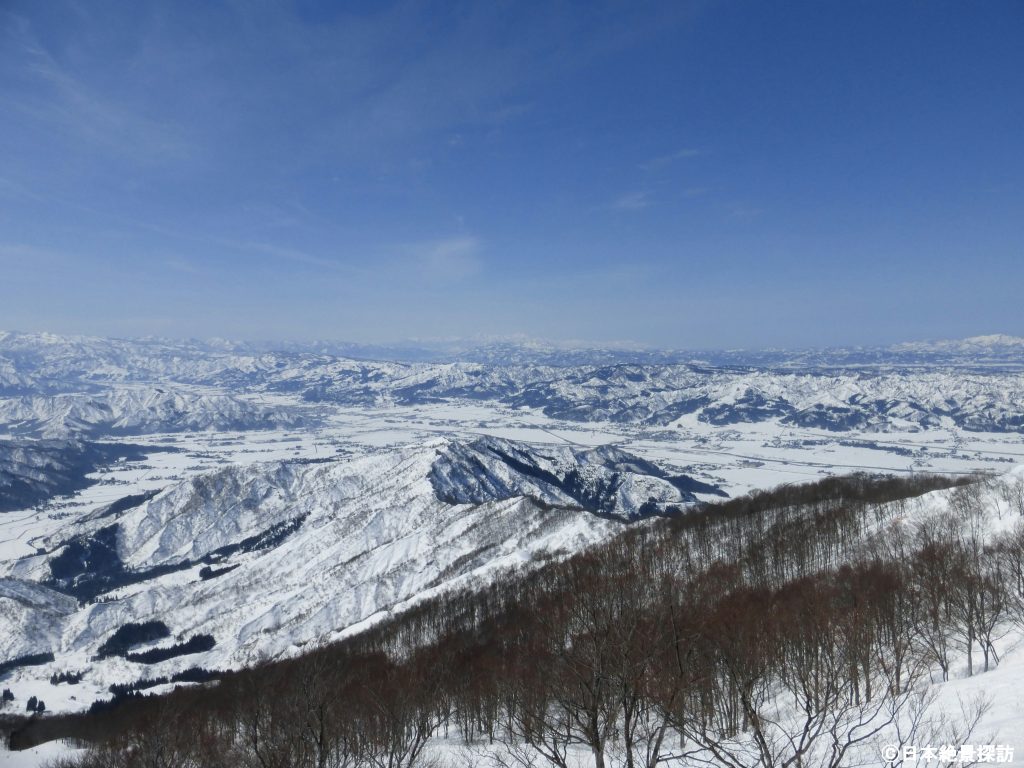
[[8, 472, 1024, 768]]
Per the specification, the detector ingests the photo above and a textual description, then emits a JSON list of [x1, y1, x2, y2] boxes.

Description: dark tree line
[[13, 472, 1017, 768]]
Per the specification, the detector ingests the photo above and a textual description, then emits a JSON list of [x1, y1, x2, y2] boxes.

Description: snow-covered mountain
[[0, 437, 718, 709], [499, 365, 1024, 431], [890, 333, 1024, 355], [4, 330, 1023, 380], [0, 388, 311, 439], [3, 331, 1024, 440], [216, 333, 1024, 369], [0, 439, 150, 513]]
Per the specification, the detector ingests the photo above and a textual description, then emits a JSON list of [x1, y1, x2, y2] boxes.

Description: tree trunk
[[967, 626, 974, 677]]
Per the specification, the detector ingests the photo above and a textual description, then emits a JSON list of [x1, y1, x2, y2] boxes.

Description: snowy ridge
[[890, 334, 1024, 354], [0, 387, 311, 439], [0, 437, 714, 711], [430, 437, 724, 518], [0, 439, 149, 513], [0, 578, 77, 660]]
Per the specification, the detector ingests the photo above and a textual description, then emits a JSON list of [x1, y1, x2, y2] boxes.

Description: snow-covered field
[[1, 739, 87, 767], [64, 395, 1015, 494], [5, 397, 1018, 562]]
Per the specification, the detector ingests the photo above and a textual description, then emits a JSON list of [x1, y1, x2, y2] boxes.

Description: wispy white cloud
[[2, 11, 191, 165], [0, 176, 46, 203], [482, 102, 534, 126], [163, 257, 204, 276], [411, 236, 483, 280], [640, 148, 702, 170], [0, 242, 73, 266], [727, 202, 764, 219], [610, 190, 652, 211], [219, 234, 484, 284], [221, 240, 351, 272]]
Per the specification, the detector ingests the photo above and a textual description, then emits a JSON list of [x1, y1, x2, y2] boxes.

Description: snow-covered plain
[[5, 396, 1018, 562]]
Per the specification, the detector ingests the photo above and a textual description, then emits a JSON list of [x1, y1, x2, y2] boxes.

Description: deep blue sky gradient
[[1, 1, 1021, 348]]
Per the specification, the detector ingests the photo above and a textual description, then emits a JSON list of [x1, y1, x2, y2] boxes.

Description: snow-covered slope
[[0, 439, 152, 513], [0, 579, 77, 660], [430, 438, 724, 518], [0, 388, 310, 439], [0, 437, 716, 711]]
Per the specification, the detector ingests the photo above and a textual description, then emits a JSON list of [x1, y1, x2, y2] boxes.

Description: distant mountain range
[[5, 330, 1024, 371], [244, 332, 1024, 368], [1, 331, 1022, 443]]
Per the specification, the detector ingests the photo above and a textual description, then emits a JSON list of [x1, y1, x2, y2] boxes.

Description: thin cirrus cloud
[[409, 236, 483, 281], [222, 240, 350, 273], [640, 148, 702, 171], [610, 191, 652, 211], [4, 20, 190, 165]]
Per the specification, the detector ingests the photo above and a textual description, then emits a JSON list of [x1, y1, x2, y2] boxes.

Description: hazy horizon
[[2, 325, 1022, 356]]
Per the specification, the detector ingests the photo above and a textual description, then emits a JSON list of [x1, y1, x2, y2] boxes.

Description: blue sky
[[1, 1, 1021, 349]]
